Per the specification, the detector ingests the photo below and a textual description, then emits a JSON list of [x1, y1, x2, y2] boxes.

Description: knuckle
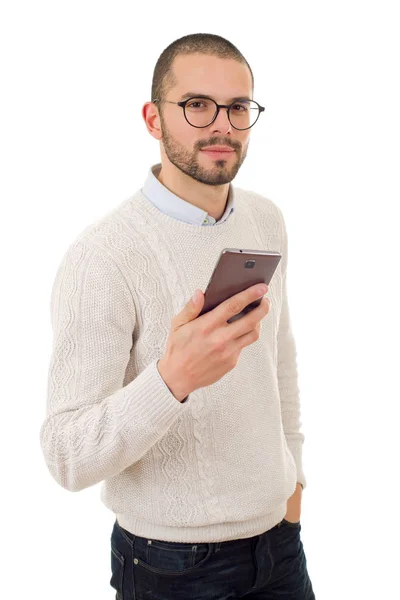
[[248, 312, 260, 328], [213, 332, 227, 351], [231, 355, 239, 368], [227, 298, 242, 316], [251, 327, 260, 341], [199, 322, 210, 336]]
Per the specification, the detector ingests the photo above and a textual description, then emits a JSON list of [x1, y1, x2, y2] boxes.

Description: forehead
[[171, 53, 252, 101]]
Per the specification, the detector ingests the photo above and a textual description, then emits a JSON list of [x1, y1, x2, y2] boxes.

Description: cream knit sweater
[[39, 180, 307, 543]]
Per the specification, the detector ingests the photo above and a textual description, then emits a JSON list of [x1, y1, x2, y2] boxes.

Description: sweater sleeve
[[39, 239, 188, 492], [276, 210, 307, 491]]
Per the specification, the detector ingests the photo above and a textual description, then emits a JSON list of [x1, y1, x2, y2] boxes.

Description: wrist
[[157, 358, 189, 403]]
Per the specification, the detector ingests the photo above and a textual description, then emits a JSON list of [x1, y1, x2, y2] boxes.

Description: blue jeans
[[110, 517, 316, 599]]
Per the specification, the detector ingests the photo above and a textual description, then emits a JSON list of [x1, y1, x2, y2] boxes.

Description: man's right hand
[[157, 283, 271, 402]]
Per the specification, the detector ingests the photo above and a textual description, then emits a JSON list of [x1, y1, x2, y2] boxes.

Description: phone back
[[199, 248, 281, 322]]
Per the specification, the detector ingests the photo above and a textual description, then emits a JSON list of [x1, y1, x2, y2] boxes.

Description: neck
[[157, 163, 230, 222]]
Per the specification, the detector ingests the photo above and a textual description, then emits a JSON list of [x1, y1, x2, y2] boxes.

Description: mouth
[[200, 149, 235, 158]]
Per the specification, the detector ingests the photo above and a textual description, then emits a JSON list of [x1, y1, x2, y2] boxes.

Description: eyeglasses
[[152, 96, 265, 130]]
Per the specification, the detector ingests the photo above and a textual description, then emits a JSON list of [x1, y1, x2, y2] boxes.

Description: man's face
[[157, 54, 253, 186]]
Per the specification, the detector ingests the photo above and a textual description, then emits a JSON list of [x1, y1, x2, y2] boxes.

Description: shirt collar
[[141, 162, 235, 226]]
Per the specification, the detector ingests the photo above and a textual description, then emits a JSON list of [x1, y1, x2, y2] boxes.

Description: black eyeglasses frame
[[152, 96, 265, 131]]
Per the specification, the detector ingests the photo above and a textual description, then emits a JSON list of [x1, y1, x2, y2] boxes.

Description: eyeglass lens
[[185, 98, 260, 129]]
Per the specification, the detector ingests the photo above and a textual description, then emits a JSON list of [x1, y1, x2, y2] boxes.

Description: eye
[[187, 101, 207, 109], [231, 103, 248, 112]]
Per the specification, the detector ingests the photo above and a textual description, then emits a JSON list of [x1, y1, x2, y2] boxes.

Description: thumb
[[173, 289, 204, 328], [191, 288, 203, 308]]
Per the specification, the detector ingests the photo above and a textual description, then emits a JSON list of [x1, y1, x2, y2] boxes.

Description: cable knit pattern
[[40, 186, 307, 543], [120, 199, 225, 526]]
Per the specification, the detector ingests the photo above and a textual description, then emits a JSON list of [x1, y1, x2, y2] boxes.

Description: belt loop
[[214, 541, 221, 553]]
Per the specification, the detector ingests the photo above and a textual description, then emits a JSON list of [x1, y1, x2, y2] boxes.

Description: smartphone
[[198, 248, 282, 324]]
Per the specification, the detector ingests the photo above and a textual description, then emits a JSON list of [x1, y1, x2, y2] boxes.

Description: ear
[[142, 102, 162, 141]]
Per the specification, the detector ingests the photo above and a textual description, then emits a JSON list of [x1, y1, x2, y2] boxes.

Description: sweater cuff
[[156, 359, 189, 403]]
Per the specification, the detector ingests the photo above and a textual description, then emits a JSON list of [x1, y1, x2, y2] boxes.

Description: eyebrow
[[179, 92, 252, 103]]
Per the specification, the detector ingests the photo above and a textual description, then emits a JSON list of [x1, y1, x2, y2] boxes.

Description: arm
[[277, 209, 307, 492], [39, 239, 187, 492]]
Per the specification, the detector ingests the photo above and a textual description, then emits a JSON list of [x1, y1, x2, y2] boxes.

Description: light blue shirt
[[141, 163, 235, 226]]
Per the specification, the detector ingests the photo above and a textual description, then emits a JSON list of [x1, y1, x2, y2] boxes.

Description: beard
[[158, 112, 248, 186]]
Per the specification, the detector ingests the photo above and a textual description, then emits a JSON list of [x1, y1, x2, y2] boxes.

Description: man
[[40, 33, 315, 599]]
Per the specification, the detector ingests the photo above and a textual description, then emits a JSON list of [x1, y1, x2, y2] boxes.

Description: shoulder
[[54, 195, 140, 273], [52, 196, 137, 291], [69, 196, 134, 249], [234, 186, 286, 234]]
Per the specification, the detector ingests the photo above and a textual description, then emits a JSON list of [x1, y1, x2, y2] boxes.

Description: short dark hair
[[151, 33, 254, 114]]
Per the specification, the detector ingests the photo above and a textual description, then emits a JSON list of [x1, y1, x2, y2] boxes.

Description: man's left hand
[[284, 483, 302, 523]]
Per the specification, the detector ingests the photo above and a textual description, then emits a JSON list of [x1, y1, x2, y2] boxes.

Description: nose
[[210, 106, 233, 134]]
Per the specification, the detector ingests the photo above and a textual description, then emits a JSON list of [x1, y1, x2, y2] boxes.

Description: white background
[[1, 1, 399, 598]]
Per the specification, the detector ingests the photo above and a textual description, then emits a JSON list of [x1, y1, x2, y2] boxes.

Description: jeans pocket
[[110, 544, 125, 598], [134, 538, 213, 576]]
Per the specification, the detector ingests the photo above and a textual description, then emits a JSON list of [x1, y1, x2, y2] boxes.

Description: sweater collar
[[141, 163, 235, 226]]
